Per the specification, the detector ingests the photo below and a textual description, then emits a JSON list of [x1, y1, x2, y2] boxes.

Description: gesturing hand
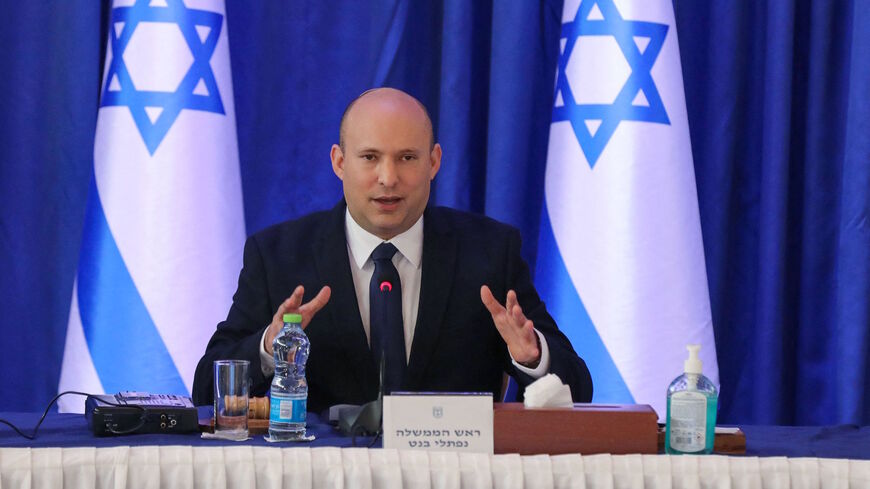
[[480, 285, 541, 367], [264, 285, 331, 355]]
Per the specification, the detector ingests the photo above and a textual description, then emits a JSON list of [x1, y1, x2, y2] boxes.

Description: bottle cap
[[684, 344, 703, 374], [282, 313, 302, 323]]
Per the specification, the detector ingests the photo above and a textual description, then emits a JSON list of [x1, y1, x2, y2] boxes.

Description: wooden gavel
[[222, 396, 270, 419], [248, 396, 269, 419]]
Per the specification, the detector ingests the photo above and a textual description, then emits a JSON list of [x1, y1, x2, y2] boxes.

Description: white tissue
[[523, 373, 574, 408], [201, 432, 250, 441]]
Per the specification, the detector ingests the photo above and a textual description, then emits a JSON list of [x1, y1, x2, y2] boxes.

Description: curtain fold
[[677, 0, 870, 424], [835, 0, 870, 424]]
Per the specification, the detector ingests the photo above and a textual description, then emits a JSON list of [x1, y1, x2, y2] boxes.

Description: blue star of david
[[101, 0, 224, 155], [552, 0, 670, 168]]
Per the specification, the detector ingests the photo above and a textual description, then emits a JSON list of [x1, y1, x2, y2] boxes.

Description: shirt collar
[[345, 208, 424, 269]]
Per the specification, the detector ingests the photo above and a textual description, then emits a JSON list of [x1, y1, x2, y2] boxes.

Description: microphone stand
[[338, 275, 390, 442]]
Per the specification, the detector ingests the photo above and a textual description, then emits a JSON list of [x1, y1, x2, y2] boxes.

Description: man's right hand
[[264, 285, 331, 355]]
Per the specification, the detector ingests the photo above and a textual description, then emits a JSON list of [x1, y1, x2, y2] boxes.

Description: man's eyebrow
[[356, 147, 382, 153]]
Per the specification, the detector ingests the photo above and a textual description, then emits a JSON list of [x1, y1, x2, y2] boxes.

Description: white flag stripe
[[58, 282, 104, 413]]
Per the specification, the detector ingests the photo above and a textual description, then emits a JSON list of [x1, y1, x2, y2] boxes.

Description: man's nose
[[377, 159, 398, 187]]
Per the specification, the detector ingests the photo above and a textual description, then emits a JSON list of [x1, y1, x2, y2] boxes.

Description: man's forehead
[[349, 143, 426, 153], [339, 88, 435, 149], [346, 92, 427, 123]]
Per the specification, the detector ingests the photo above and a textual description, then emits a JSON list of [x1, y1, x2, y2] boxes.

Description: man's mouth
[[372, 196, 402, 210], [373, 196, 401, 205]]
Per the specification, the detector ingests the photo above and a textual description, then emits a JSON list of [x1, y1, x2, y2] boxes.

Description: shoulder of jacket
[[249, 207, 334, 244], [428, 206, 518, 237]]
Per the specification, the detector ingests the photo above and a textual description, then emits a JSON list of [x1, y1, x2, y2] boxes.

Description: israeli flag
[[536, 0, 719, 418], [58, 0, 245, 412]]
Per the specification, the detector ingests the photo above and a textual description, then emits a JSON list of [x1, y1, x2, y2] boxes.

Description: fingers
[[286, 285, 306, 309], [480, 285, 505, 317], [272, 285, 332, 326], [511, 303, 528, 326], [265, 285, 330, 352], [272, 286, 304, 323], [509, 311, 539, 363], [309, 286, 332, 312], [482, 288, 528, 327], [300, 286, 332, 329], [505, 289, 518, 313], [505, 290, 531, 324], [524, 320, 541, 362], [481, 286, 540, 364], [481, 287, 530, 326]]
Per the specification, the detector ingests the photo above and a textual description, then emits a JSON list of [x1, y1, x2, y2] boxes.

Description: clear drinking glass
[[213, 359, 249, 440]]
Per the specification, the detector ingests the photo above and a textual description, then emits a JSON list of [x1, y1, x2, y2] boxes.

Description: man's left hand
[[480, 285, 541, 367]]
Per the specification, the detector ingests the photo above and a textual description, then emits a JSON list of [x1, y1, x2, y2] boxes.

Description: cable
[[366, 430, 382, 448], [0, 391, 147, 440], [351, 427, 382, 448]]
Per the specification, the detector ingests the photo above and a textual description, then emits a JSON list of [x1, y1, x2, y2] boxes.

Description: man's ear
[[330, 144, 345, 180], [429, 143, 442, 180]]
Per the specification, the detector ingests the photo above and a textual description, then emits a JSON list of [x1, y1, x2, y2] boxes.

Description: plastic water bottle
[[665, 344, 718, 454], [268, 313, 309, 441]]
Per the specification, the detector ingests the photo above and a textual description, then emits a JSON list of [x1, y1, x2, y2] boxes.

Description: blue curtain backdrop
[[0, 0, 867, 426]]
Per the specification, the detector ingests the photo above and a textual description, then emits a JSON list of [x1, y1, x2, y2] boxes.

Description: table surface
[[1, 410, 868, 460]]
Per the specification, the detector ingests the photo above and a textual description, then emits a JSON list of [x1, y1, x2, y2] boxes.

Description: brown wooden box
[[493, 403, 659, 455]]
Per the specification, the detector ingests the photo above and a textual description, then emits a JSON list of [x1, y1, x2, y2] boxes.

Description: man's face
[[331, 92, 441, 240]]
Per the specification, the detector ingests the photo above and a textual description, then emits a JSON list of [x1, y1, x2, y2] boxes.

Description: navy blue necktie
[[369, 242, 406, 394]]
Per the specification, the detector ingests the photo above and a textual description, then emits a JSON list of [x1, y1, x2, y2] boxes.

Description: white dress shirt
[[260, 209, 550, 378]]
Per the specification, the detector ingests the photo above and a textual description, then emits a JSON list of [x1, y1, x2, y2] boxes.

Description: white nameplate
[[383, 393, 493, 453]]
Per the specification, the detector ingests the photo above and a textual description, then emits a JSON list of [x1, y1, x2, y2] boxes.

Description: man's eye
[[402, 154, 417, 161], [361, 154, 376, 161]]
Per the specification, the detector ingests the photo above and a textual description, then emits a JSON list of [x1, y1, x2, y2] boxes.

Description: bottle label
[[269, 393, 306, 424], [669, 391, 707, 452]]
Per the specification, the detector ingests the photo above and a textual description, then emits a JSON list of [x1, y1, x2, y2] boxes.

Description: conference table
[[1, 408, 869, 488]]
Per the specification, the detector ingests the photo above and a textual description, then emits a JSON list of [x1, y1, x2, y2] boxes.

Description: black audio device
[[85, 391, 199, 436]]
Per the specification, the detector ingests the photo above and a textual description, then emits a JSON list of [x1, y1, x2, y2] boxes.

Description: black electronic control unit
[[85, 392, 199, 436]]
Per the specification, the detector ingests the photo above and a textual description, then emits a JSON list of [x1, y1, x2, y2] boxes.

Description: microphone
[[374, 272, 394, 399], [337, 273, 392, 437]]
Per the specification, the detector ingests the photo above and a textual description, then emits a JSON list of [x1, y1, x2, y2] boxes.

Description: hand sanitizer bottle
[[665, 344, 718, 454]]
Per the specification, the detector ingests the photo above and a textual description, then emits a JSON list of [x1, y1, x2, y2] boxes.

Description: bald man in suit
[[193, 88, 592, 412]]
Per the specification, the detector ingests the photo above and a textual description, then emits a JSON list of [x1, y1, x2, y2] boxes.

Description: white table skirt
[[2, 446, 869, 489]]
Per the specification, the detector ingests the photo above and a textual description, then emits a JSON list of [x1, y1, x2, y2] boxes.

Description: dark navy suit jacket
[[192, 201, 593, 412]]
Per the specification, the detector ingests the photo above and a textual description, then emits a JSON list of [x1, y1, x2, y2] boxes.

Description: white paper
[[383, 394, 493, 454]]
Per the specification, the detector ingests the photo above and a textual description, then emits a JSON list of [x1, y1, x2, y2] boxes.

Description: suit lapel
[[407, 207, 457, 385], [311, 201, 378, 396]]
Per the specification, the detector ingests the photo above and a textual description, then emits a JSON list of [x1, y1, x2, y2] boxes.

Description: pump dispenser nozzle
[[684, 344, 703, 374]]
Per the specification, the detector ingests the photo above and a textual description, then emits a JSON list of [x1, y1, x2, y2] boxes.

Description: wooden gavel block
[[221, 395, 270, 419], [248, 396, 269, 419]]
